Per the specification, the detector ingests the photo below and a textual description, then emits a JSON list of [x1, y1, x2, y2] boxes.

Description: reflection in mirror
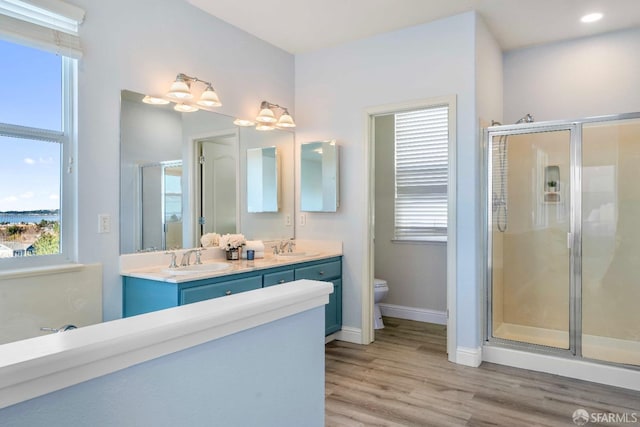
[[197, 133, 238, 241], [140, 160, 183, 251], [120, 90, 295, 253], [240, 127, 294, 240], [300, 140, 339, 212], [247, 147, 279, 213], [120, 90, 237, 253]]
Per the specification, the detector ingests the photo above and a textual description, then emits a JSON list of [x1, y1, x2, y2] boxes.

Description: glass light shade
[[256, 108, 277, 123], [142, 95, 170, 105], [277, 113, 296, 128], [233, 118, 255, 126], [166, 80, 192, 99], [256, 123, 275, 131], [174, 103, 199, 113], [197, 87, 221, 107], [580, 12, 603, 23]]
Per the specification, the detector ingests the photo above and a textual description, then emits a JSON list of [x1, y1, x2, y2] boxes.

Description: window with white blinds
[[394, 105, 449, 241], [0, 0, 84, 58]]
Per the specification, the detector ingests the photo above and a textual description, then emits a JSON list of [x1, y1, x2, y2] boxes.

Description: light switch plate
[[98, 214, 111, 233]]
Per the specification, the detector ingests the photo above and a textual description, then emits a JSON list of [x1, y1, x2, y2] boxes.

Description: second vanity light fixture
[[164, 73, 222, 112], [234, 100, 296, 130]]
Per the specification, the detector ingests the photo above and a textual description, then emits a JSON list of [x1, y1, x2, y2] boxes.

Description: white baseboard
[[334, 326, 362, 344], [379, 304, 447, 325], [483, 345, 640, 392], [456, 346, 483, 367]]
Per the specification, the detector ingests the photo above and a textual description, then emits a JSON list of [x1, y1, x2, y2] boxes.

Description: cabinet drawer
[[295, 260, 341, 280], [263, 269, 294, 287], [181, 276, 262, 305]]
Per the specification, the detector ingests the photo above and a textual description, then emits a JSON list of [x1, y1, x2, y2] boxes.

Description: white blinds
[[0, 0, 84, 58], [394, 106, 449, 240]]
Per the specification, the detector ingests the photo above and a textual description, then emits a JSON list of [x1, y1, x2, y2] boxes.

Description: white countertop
[[120, 240, 343, 283]]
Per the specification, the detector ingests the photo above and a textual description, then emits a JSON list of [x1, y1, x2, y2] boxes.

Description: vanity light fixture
[[237, 100, 295, 131], [166, 73, 222, 108]]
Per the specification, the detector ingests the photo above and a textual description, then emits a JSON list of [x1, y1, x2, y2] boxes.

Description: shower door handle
[[567, 232, 573, 249]]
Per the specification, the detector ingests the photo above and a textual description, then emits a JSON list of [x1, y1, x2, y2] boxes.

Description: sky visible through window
[[0, 39, 62, 213]]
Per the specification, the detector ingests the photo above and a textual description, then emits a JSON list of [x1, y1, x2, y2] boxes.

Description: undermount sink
[[276, 251, 318, 259], [163, 262, 232, 275]]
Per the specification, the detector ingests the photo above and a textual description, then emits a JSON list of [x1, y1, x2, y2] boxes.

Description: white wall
[[295, 12, 478, 346], [72, 0, 294, 320], [476, 16, 503, 126], [504, 27, 640, 123]]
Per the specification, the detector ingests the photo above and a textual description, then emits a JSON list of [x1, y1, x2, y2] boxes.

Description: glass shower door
[[489, 128, 573, 349], [582, 118, 640, 366]]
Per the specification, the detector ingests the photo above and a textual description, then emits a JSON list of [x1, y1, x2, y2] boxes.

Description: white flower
[[200, 233, 220, 247], [219, 233, 246, 250]]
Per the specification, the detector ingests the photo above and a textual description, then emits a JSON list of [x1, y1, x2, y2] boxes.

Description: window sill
[[0, 263, 84, 280], [391, 238, 447, 245]]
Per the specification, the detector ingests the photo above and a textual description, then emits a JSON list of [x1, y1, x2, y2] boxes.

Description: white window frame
[[0, 47, 77, 268], [393, 100, 455, 243]]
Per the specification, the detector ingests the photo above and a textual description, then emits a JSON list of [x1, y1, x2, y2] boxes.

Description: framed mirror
[[300, 140, 339, 212], [247, 147, 279, 213], [120, 90, 294, 254]]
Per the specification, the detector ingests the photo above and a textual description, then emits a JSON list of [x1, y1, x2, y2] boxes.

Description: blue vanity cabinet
[[181, 276, 262, 304], [123, 272, 262, 317], [263, 269, 294, 287], [123, 256, 343, 336], [294, 258, 342, 335], [324, 279, 342, 335]]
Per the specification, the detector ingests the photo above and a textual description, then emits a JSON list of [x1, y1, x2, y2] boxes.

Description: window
[[394, 104, 452, 241], [0, 1, 83, 266]]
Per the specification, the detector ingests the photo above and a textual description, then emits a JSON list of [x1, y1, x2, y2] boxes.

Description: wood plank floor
[[325, 317, 640, 427]]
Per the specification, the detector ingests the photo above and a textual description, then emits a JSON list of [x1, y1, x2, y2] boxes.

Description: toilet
[[373, 278, 389, 329]]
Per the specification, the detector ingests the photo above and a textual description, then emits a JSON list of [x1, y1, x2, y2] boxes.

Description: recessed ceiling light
[[581, 12, 603, 23]]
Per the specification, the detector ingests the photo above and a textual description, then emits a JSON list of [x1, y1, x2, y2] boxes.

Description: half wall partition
[[485, 113, 640, 368]]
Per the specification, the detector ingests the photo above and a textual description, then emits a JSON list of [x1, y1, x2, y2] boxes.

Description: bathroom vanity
[[121, 251, 342, 336]]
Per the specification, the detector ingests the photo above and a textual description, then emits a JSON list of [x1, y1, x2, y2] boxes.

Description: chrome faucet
[[279, 240, 288, 254], [287, 239, 296, 253], [165, 251, 178, 269], [180, 249, 197, 267], [194, 248, 204, 265], [41, 324, 77, 333]]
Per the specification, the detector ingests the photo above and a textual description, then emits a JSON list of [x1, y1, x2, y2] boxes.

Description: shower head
[[515, 113, 534, 124]]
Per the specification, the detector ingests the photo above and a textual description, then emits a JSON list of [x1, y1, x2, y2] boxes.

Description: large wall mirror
[[120, 90, 294, 254], [300, 140, 339, 212]]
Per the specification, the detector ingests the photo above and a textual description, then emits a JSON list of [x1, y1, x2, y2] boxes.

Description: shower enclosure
[[485, 112, 640, 368]]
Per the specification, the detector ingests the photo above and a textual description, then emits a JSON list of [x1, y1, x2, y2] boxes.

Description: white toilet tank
[[373, 278, 388, 329], [373, 278, 389, 302]]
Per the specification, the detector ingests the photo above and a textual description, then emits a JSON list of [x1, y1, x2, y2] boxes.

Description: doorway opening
[[363, 96, 457, 360]]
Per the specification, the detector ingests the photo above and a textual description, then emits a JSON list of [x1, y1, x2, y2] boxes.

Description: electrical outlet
[[299, 213, 306, 226], [98, 214, 111, 233], [285, 214, 292, 226]]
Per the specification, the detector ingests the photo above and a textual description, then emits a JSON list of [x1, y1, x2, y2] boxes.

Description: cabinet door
[[263, 270, 294, 287], [181, 276, 262, 305], [295, 260, 341, 281], [325, 279, 342, 335]]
